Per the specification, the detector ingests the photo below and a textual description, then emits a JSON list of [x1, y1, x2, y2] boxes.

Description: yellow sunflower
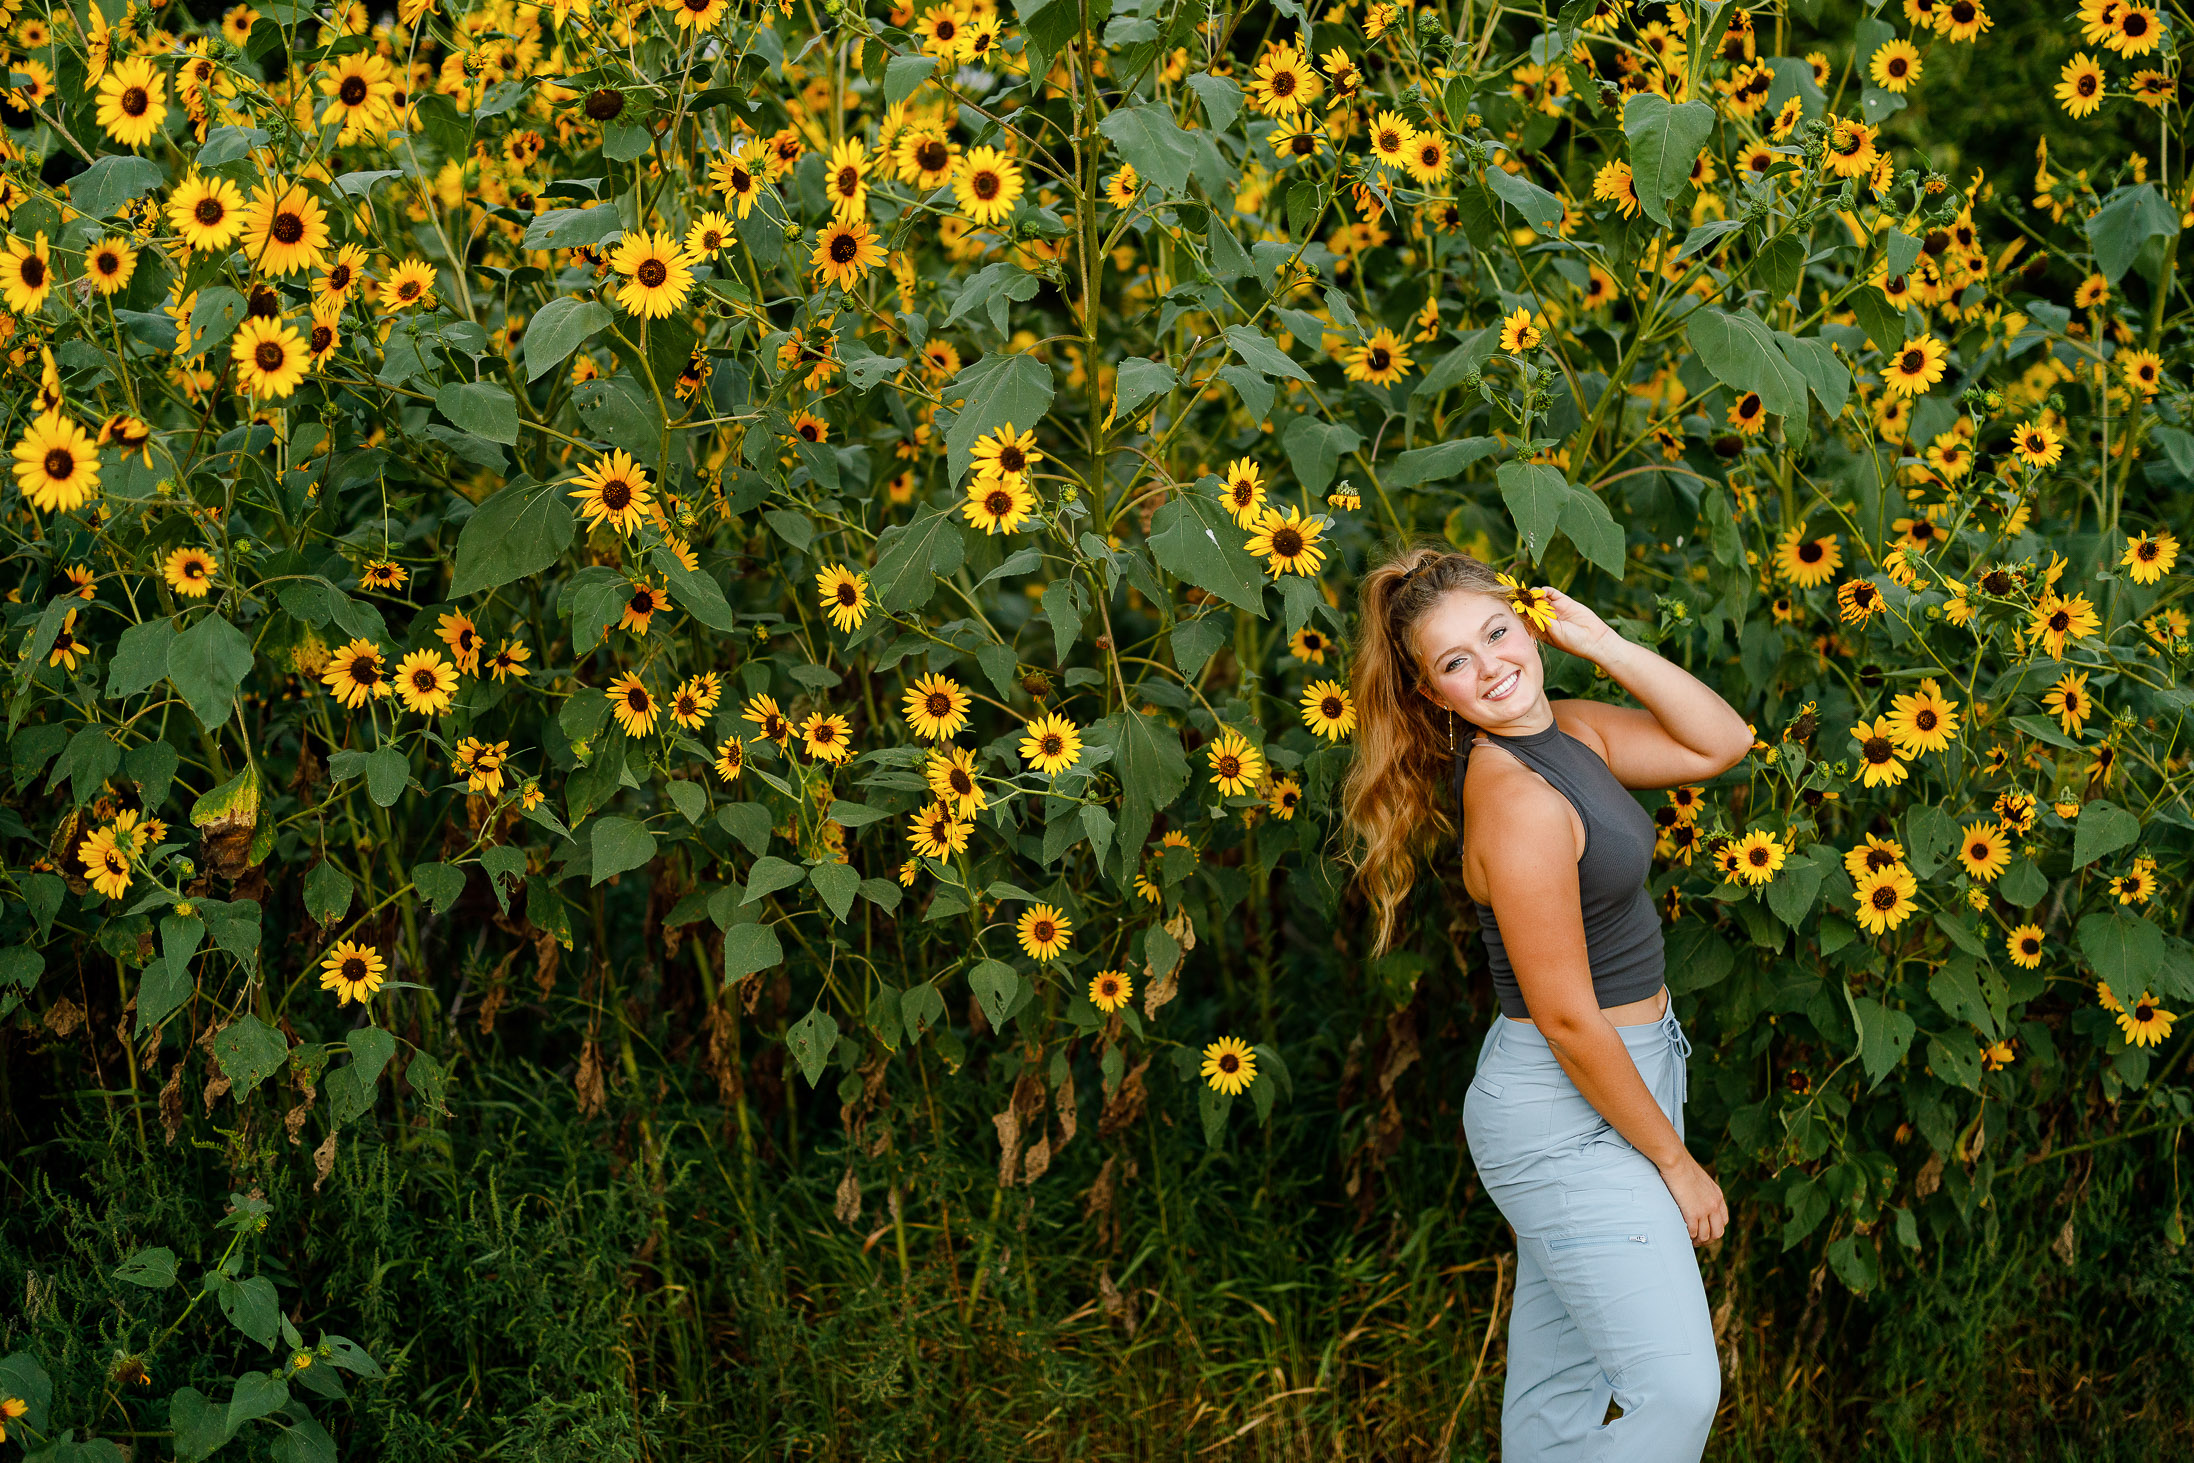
[[1244, 505, 1327, 577], [714, 739, 746, 782], [241, 178, 331, 276], [1853, 863, 1920, 933], [901, 672, 971, 740], [80, 827, 133, 899], [394, 649, 458, 715], [1881, 334, 1948, 398], [1884, 679, 1959, 756], [1343, 328, 1413, 385], [83, 237, 137, 296], [743, 693, 791, 745], [1221, 458, 1268, 526], [568, 452, 654, 534], [488, 640, 531, 681], [970, 422, 1044, 486], [1729, 830, 1787, 885], [608, 229, 698, 318], [821, 137, 872, 220], [2010, 419, 2063, 470], [811, 220, 885, 290], [815, 563, 870, 633], [1498, 308, 1544, 353], [925, 744, 988, 814], [164, 175, 242, 256], [953, 146, 1024, 225], [1847, 717, 1909, 787], [321, 638, 391, 708], [2116, 992, 2175, 1048], [1201, 1036, 1257, 1095], [12, 411, 102, 513], [1955, 821, 2009, 882], [1250, 44, 1321, 117], [1088, 968, 1133, 1013], [230, 317, 309, 399], [319, 941, 387, 1006], [1206, 728, 1265, 795], [2028, 590, 2098, 658], [1019, 713, 1082, 775], [1299, 679, 1356, 740], [96, 56, 168, 148], [163, 546, 218, 599], [1015, 903, 1073, 961], [2044, 670, 2093, 736], [800, 711, 854, 763], [619, 581, 670, 637], [2120, 530, 2177, 585], [962, 475, 1038, 534], [1, 232, 54, 315], [377, 258, 436, 312], [607, 673, 659, 737], [1774, 528, 1841, 587], [2005, 923, 2045, 968], [907, 801, 971, 860]]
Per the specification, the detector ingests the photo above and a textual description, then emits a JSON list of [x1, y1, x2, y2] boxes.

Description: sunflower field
[[0, 0, 2189, 1454]]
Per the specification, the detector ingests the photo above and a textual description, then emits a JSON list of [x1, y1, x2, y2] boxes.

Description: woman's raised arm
[[1532, 586, 1753, 790]]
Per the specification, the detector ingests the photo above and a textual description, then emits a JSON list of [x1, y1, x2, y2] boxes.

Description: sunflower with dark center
[[744, 695, 792, 745], [901, 673, 971, 740], [1088, 969, 1133, 1013], [584, 88, 625, 120], [1201, 1037, 1257, 1095], [319, 941, 387, 1006], [609, 674, 658, 736], [1016, 903, 1072, 961], [1245, 505, 1326, 577]]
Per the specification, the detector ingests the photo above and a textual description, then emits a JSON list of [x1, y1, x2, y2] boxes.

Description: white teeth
[[1485, 670, 1520, 700]]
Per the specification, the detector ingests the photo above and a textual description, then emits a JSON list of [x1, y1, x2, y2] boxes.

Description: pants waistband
[[1483, 1005, 1693, 1103], [1490, 1004, 1688, 1056]]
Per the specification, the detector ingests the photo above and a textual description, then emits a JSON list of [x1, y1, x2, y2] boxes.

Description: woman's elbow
[[1707, 718, 1754, 773]]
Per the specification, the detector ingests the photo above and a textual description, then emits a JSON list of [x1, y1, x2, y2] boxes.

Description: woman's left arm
[[1534, 586, 1754, 789]]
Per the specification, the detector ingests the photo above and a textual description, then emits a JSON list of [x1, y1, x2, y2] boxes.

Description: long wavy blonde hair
[[1340, 542, 1506, 955]]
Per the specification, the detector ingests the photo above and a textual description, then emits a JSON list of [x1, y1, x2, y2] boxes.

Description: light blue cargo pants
[[1460, 1003, 1720, 1461]]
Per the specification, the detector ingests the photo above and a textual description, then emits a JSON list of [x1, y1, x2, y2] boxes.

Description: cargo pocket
[[1533, 1204, 1694, 1373]]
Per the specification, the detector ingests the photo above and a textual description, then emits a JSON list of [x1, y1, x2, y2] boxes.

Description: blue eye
[[1489, 625, 1505, 641]]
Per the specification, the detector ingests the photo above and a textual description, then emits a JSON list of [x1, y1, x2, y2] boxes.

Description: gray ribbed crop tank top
[[1452, 718, 1665, 1019]]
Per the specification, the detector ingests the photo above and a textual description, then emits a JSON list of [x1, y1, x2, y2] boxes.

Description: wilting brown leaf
[[1098, 1266, 1138, 1336], [834, 1164, 862, 1225], [1097, 1055, 1152, 1139], [1054, 1066, 1078, 1151], [574, 1035, 605, 1117], [312, 1129, 337, 1193], [532, 926, 561, 996], [991, 1103, 1023, 1186], [706, 996, 742, 1104], [159, 1059, 186, 1146], [44, 998, 85, 1037]]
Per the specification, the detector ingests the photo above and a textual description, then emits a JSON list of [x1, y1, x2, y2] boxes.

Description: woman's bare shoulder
[[1462, 744, 1572, 835], [1549, 697, 1617, 760]]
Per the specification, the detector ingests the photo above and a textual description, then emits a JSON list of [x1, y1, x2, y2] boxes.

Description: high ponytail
[[1339, 542, 1505, 955]]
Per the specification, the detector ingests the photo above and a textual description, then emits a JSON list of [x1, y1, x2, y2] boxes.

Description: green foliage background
[[1, 0, 2190, 1456]]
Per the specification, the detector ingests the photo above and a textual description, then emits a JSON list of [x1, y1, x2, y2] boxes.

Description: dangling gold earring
[[1448, 706, 1455, 753]]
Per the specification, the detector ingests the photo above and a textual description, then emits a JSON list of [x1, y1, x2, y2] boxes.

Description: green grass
[[7, 973, 2191, 1461]]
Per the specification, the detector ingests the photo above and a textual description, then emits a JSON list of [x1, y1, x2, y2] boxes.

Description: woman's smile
[[1482, 668, 1522, 701]]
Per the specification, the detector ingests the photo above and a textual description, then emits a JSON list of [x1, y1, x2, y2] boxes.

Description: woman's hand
[[1657, 1150, 1729, 1246], [1530, 585, 1627, 667]]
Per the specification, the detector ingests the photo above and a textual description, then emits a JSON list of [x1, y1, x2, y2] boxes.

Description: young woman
[[1341, 545, 1753, 1462]]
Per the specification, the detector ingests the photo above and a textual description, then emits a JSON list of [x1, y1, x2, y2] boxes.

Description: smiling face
[[1409, 589, 1553, 735]]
